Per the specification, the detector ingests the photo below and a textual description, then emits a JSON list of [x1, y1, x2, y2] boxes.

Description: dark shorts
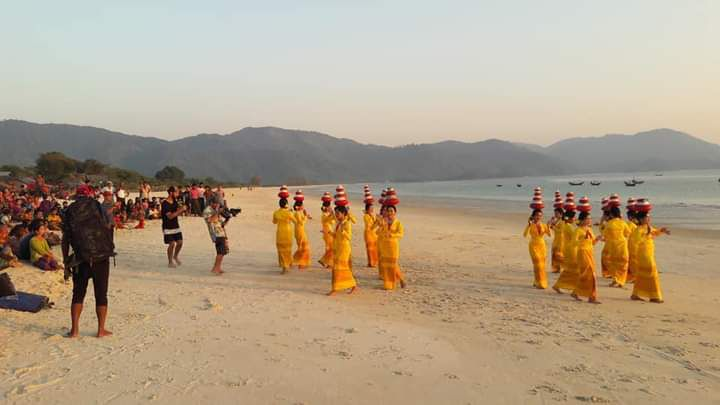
[[163, 232, 183, 244], [72, 258, 110, 306], [215, 237, 229, 256]]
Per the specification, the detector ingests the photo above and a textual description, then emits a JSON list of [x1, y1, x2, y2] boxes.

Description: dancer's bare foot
[[588, 298, 601, 304], [553, 286, 563, 294], [631, 295, 644, 301], [97, 329, 113, 338], [326, 290, 336, 296], [168, 262, 176, 268], [650, 298, 664, 304], [400, 280, 406, 289], [174, 257, 182, 266], [348, 286, 357, 294], [281, 268, 288, 274], [571, 293, 581, 301], [65, 330, 79, 338]]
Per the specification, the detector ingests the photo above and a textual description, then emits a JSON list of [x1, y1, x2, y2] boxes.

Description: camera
[[220, 208, 242, 220]]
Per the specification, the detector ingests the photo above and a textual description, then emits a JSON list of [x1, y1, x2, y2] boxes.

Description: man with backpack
[[62, 184, 115, 338]]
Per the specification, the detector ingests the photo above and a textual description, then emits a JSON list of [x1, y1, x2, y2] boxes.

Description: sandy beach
[[2, 187, 720, 404]]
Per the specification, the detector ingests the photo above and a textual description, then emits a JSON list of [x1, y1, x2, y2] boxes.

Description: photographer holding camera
[[203, 197, 233, 275]]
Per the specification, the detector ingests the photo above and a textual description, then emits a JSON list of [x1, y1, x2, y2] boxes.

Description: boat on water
[[516, 184, 522, 188], [655, 173, 663, 176], [568, 181, 584, 186], [625, 178, 644, 186], [496, 184, 503, 187], [590, 181, 601, 186]]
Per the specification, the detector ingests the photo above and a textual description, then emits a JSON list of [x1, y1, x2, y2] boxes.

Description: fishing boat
[[568, 181, 584, 186], [625, 178, 644, 186], [590, 181, 601, 186], [624, 181, 637, 187], [516, 184, 522, 188], [496, 184, 503, 187]]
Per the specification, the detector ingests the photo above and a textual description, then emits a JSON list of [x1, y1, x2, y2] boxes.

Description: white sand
[[1, 187, 720, 404]]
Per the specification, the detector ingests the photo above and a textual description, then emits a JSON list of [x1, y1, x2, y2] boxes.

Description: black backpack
[[63, 197, 115, 264]]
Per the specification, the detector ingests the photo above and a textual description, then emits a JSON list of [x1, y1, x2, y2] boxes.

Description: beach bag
[[0, 272, 17, 298], [0, 292, 51, 313], [63, 198, 115, 264]]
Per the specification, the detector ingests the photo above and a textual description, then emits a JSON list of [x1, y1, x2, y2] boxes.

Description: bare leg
[[173, 241, 183, 265], [552, 286, 563, 294], [67, 303, 83, 338], [348, 286, 357, 294], [211, 255, 224, 274], [167, 242, 176, 268], [96, 305, 113, 337]]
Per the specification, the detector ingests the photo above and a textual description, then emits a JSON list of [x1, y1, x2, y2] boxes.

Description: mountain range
[[1, 119, 719, 184]]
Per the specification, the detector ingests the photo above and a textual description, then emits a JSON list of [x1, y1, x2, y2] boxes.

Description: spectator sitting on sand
[[0, 224, 21, 270], [30, 220, 63, 271]]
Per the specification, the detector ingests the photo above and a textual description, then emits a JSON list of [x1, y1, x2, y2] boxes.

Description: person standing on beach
[[362, 187, 378, 268], [318, 192, 335, 269], [548, 192, 565, 273], [161, 186, 186, 268], [273, 186, 296, 273], [571, 197, 600, 304], [62, 184, 115, 338], [602, 195, 632, 288], [524, 189, 550, 289], [292, 190, 311, 270], [378, 191, 405, 290], [625, 198, 639, 284], [552, 193, 579, 294], [203, 197, 229, 275], [630, 199, 670, 303], [328, 196, 357, 296]]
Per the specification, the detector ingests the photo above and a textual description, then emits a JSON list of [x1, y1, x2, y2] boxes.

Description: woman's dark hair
[[9, 224, 28, 238], [563, 211, 576, 220], [293, 201, 303, 209], [635, 211, 648, 221], [626, 210, 635, 221], [334, 205, 348, 215], [578, 211, 590, 222], [554, 207, 564, 216], [531, 209, 542, 218], [279, 198, 288, 208], [365, 203, 372, 212], [609, 206, 622, 219], [322, 201, 331, 208], [29, 219, 45, 233]]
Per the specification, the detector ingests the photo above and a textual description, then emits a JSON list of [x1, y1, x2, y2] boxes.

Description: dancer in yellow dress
[[631, 199, 670, 303], [602, 194, 632, 287], [378, 188, 405, 290], [524, 188, 550, 289], [328, 193, 357, 295], [272, 185, 296, 273], [625, 197, 639, 284], [548, 191, 565, 273], [375, 189, 389, 281], [598, 196, 612, 279], [553, 193, 579, 293], [292, 190, 311, 269], [571, 197, 600, 303], [362, 187, 379, 268], [318, 192, 335, 269]]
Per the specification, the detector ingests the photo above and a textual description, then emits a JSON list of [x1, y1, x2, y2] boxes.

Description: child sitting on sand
[[29, 221, 63, 271], [47, 208, 63, 231]]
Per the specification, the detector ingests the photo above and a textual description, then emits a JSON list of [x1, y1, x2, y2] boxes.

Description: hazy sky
[[1, 0, 718, 146]]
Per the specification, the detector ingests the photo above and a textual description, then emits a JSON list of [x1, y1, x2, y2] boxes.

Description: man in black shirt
[[161, 186, 186, 268]]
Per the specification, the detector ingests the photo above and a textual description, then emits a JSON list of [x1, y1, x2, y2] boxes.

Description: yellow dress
[[319, 211, 335, 268], [599, 220, 610, 278], [292, 210, 311, 268], [573, 227, 598, 299], [374, 215, 386, 280], [272, 208, 296, 270], [632, 226, 663, 300], [523, 222, 550, 289], [549, 219, 564, 273], [363, 213, 379, 267], [553, 221, 578, 291], [379, 218, 404, 290], [602, 218, 631, 286], [626, 220, 639, 283], [331, 219, 357, 291]]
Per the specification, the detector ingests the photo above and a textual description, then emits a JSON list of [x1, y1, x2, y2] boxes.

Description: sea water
[[312, 169, 720, 230]]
